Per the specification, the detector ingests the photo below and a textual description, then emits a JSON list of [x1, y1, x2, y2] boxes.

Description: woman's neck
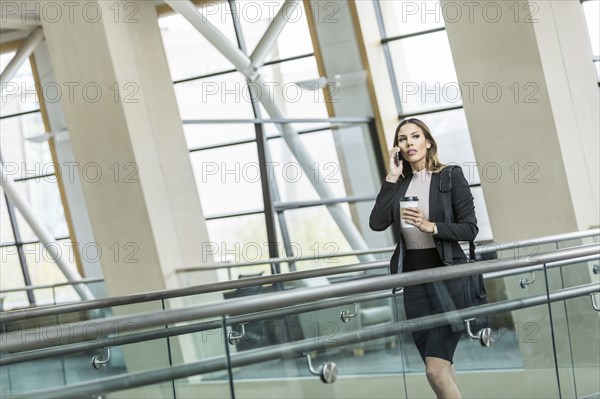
[[410, 161, 427, 172]]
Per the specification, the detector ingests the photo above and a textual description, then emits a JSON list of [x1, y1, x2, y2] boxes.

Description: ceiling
[[0, 0, 39, 48], [0, 0, 194, 49]]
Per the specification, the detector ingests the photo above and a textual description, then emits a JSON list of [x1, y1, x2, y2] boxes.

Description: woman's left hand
[[401, 208, 435, 234]]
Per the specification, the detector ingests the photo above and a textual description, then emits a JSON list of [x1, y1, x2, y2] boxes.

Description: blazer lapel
[[393, 175, 413, 225], [397, 175, 412, 197], [429, 172, 441, 223]]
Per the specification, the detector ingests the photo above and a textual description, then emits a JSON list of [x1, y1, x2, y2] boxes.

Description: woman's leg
[[425, 357, 461, 399], [450, 365, 457, 383]]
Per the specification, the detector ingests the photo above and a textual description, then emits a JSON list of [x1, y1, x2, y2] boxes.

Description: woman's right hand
[[386, 147, 403, 183]]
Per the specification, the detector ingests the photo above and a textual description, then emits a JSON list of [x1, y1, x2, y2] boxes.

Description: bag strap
[[440, 165, 476, 263], [469, 241, 476, 263]]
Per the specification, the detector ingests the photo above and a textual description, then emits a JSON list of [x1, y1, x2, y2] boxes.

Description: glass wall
[[159, 1, 382, 279], [0, 52, 78, 309], [581, 0, 600, 82]]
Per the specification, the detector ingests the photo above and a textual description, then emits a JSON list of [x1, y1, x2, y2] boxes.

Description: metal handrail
[[182, 117, 373, 124], [0, 278, 104, 295], [273, 193, 377, 211], [2, 230, 598, 322], [8, 282, 599, 399], [0, 289, 391, 366], [177, 246, 394, 272], [3, 252, 597, 366], [484, 254, 599, 280], [2, 243, 598, 353], [178, 228, 600, 272], [476, 228, 599, 253], [0, 261, 389, 323]]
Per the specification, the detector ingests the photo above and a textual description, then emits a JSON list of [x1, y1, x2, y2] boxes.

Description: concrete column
[[442, 0, 599, 241], [442, 1, 599, 394], [531, 1, 599, 230], [38, 0, 221, 379], [31, 42, 104, 289], [39, 0, 216, 295]]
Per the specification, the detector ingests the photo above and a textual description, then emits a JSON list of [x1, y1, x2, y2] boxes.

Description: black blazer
[[369, 166, 478, 274]]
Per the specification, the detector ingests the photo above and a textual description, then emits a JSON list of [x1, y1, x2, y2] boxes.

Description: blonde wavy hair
[[394, 118, 446, 173]]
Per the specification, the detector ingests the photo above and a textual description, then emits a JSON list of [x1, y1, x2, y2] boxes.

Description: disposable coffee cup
[[399, 196, 419, 229]]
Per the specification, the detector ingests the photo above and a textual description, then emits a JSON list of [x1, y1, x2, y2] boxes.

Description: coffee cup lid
[[399, 196, 419, 201]]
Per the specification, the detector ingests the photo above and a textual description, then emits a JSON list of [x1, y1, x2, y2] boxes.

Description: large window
[[374, 0, 493, 241], [0, 52, 78, 309], [159, 1, 380, 278], [581, 0, 600, 83]]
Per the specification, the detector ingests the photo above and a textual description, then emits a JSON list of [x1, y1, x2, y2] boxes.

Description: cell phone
[[394, 152, 402, 167]]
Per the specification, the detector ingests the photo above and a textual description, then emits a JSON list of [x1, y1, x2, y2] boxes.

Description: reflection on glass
[[389, 31, 461, 114]]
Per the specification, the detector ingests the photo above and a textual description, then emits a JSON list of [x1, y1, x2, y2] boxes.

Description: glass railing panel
[[227, 294, 406, 399], [104, 381, 175, 398], [544, 259, 600, 398], [1, 310, 67, 396], [179, 266, 390, 315], [49, 280, 108, 306], [169, 315, 232, 398], [397, 272, 563, 399], [459, 306, 561, 398], [107, 301, 179, 379], [540, 239, 599, 397], [0, 280, 107, 311], [0, 301, 172, 396], [483, 242, 558, 312], [493, 242, 557, 268], [0, 355, 67, 396], [0, 337, 129, 396], [0, 302, 233, 398], [556, 231, 600, 250]]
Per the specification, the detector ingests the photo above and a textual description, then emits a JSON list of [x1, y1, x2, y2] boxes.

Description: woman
[[369, 118, 478, 399]]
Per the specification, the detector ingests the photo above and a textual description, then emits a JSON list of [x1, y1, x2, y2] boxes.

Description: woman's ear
[[426, 139, 432, 149]]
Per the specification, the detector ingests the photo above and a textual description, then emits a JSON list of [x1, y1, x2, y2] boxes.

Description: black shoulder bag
[[439, 166, 490, 333]]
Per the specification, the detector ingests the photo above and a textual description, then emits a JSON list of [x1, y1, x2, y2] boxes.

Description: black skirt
[[403, 248, 465, 364]]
